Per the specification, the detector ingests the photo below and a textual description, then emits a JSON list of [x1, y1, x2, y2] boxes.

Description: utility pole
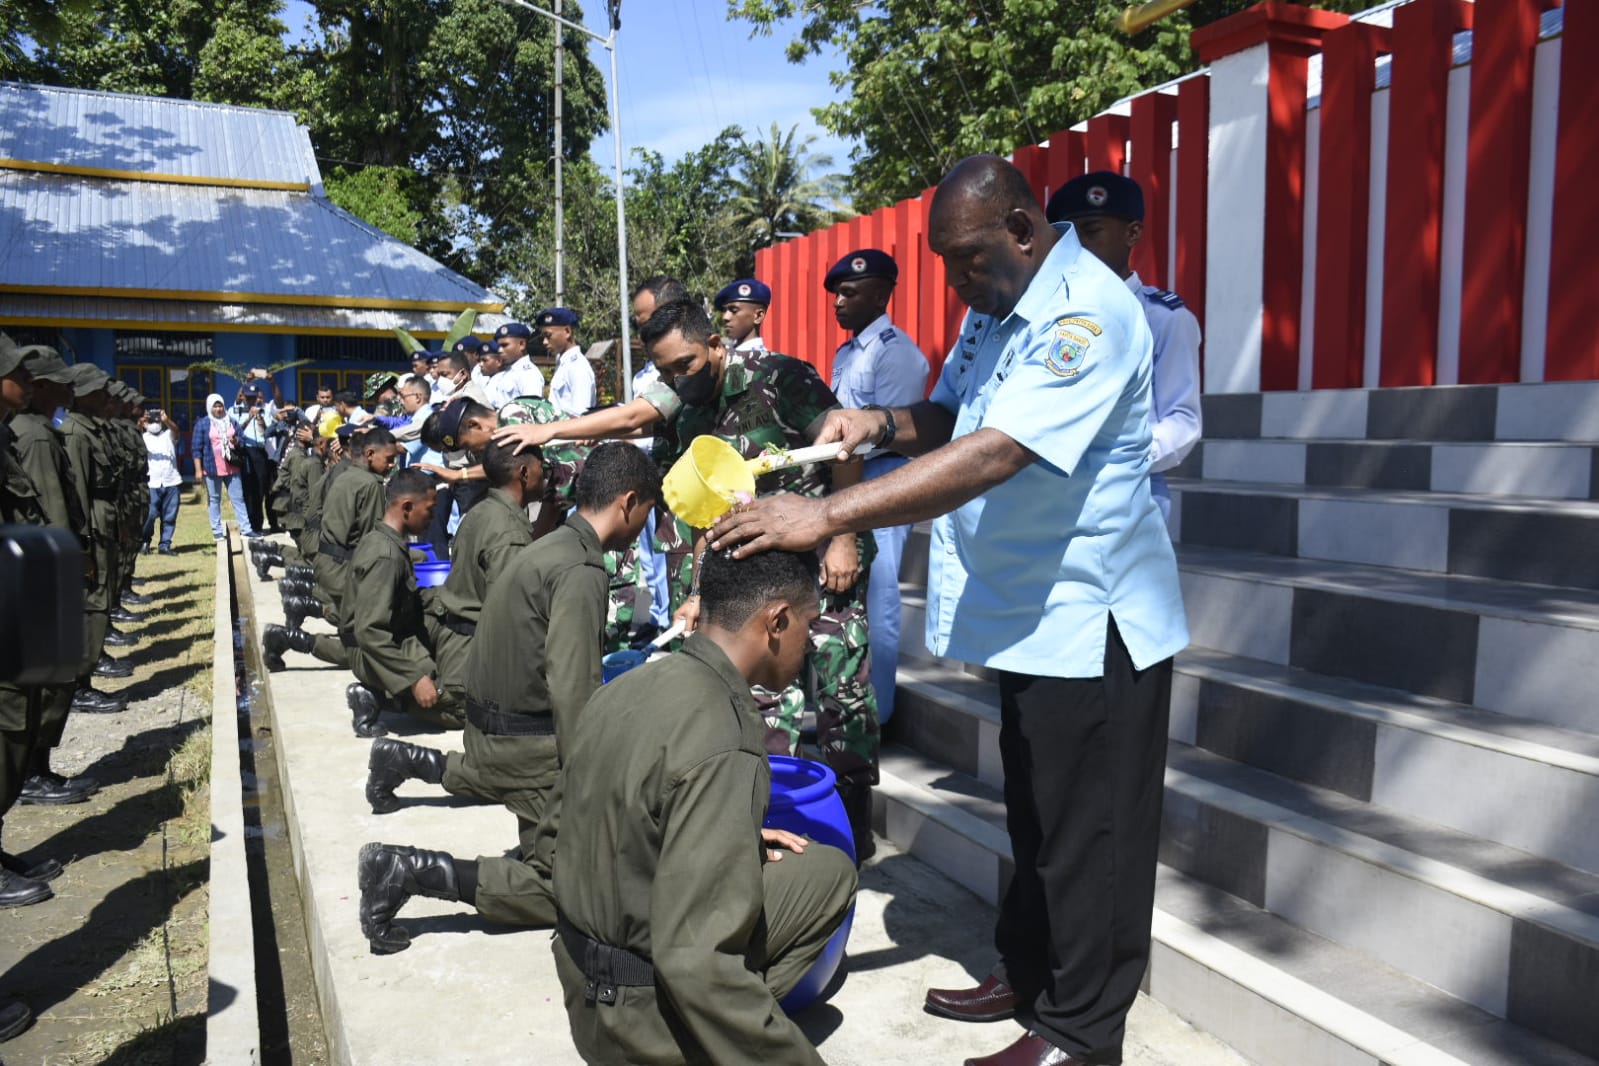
[[552, 0, 564, 307]]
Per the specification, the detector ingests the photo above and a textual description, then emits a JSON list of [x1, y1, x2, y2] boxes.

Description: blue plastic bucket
[[414, 561, 451, 588], [407, 541, 438, 563], [765, 755, 855, 1013], [601, 648, 648, 683]]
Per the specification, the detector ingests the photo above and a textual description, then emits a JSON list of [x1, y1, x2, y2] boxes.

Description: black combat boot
[[283, 595, 324, 630], [277, 577, 313, 598], [0, 999, 33, 1041], [262, 624, 317, 672], [836, 778, 877, 866], [72, 686, 127, 713], [93, 653, 132, 679], [357, 843, 460, 954], [365, 738, 446, 814], [0, 868, 52, 909], [347, 684, 387, 738], [285, 564, 314, 583]]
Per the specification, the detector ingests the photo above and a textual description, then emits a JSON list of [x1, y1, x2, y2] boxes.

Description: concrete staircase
[[875, 381, 1599, 1066]]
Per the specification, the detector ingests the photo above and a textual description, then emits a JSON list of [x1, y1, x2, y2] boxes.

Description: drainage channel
[[231, 556, 332, 1065]]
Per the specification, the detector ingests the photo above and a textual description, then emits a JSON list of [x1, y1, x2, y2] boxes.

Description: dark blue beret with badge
[[1046, 171, 1145, 223], [436, 398, 473, 451], [824, 248, 898, 292], [714, 278, 771, 309], [495, 322, 533, 340], [536, 307, 579, 328]]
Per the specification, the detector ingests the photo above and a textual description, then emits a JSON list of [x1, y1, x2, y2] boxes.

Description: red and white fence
[[753, 0, 1597, 394]]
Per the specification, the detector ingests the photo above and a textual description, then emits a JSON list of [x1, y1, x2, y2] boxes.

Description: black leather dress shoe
[[0, 869, 52, 909], [18, 773, 92, 806], [109, 606, 142, 624], [122, 591, 153, 606], [926, 976, 1019, 1022], [93, 654, 133, 679], [0, 999, 33, 1041], [72, 687, 127, 713], [104, 628, 138, 648], [159, 546, 178, 556], [1, 851, 62, 882], [964, 1033, 1085, 1066]]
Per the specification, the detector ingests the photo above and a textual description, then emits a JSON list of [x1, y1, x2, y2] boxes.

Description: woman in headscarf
[[190, 393, 257, 540]]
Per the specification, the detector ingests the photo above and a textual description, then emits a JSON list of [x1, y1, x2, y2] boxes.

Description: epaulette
[[1147, 288, 1185, 310], [879, 328, 896, 343]]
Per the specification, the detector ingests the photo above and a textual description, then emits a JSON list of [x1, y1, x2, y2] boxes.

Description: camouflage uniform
[[640, 348, 880, 793], [497, 398, 651, 652]]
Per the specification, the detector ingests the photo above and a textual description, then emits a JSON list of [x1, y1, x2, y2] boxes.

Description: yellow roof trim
[[0, 157, 312, 192], [0, 315, 448, 339], [0, 285, 504, 315]]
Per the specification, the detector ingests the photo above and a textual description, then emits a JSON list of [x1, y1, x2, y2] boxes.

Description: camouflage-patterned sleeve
[[772, 356, 841, 443], [638, 379, 682, 424]]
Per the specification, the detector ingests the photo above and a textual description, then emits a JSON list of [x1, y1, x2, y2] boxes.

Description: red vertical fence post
[[1459, 0, 1555, 384], [1312, 22, 1390, 389], [1045, 129, 1088, 199], [1176, 76, 1210, 335], [1087, 114, 1130, 173], [1012, 144, 1048, 205], [1545, 0, 1599, 380], [1130, 93, 1178, 288], [1380, 0, 1473, 386]]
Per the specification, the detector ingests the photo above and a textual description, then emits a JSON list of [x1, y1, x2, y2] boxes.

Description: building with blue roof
[[0, 80, 507, 446]]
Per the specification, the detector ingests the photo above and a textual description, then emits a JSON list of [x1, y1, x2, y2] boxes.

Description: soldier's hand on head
[[760, 827, 809, 861], [412, 676, 439, 709], [817, 407, 888, 463], [819, 535, 860, 593], [490, 422, 553, 454], [709, 493, 831, 558]]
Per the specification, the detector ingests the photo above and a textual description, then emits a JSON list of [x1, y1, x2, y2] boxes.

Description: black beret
[[1046, 171, 1145, 223], [824, 249, 898, 292], [714, 279, 771, 309]]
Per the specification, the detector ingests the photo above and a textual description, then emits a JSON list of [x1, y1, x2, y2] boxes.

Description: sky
[[281, 0, 857, 171]]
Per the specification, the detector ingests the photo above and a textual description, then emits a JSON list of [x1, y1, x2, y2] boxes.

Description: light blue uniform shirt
[[925, 223, 1188, 677]]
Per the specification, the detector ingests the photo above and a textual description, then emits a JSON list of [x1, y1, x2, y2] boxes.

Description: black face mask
[[672, 359, 717, 406]]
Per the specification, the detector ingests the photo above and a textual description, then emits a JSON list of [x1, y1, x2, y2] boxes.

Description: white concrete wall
[[1205, 44, 1271, 393]]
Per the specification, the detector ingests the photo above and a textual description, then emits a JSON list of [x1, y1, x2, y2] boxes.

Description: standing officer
[[551, 547, 856, 1065], [714, 278, 771, 353], [61, 365, 131, 694], [825, 249, 931, 724], [539, 308, 595, 417], [234, 376, 280, 534], [1047, 171, 1201, 521], [356, 443, 660, 953], [490, 323, 546, 404], [710, 156, 1188, 1066]]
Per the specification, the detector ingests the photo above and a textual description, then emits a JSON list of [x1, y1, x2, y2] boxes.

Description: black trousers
[[240, 444, 275, 532], [992, 617, 1173, 1065]]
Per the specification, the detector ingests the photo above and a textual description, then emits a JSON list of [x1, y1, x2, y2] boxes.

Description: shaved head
[[928, 155, 1058, 319]]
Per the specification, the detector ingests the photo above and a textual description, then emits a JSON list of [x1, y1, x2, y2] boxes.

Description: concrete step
[[1169, 438, 1599, 500], [1166, 480, 1599, 588], [875, 746, 1599, 1066], [889, 649, 1599, 875], [899, 545, 1599, 736], [1199, 381, 1599, 443]]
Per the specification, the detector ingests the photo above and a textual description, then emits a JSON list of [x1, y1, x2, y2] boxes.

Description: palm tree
[[724, 123, 850, 252]]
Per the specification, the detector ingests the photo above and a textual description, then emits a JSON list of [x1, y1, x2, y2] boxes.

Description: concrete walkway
[[241, 548, 1247, 1066]]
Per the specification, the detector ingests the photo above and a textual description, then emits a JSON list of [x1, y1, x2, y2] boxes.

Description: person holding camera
[[234, 370, 282, 534], [191, 393, 256, 540], [141, 408, 182, 555]]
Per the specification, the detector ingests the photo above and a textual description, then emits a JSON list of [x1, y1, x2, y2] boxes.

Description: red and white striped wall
[[752, 0, 1596, 394]]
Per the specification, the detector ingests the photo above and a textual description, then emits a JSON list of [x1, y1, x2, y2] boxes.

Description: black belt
[[465, 697, 554, 736], [319, 539, 352, 562], [556, 914, 654, 1005], [338, 629, 358, 649], [90, 487, 118, 502], [441, 615, 477, 637]]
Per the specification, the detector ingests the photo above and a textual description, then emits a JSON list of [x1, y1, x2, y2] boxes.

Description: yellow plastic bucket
[[663, 436, 757, 528]]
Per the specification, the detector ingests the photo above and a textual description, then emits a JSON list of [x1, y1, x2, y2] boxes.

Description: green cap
[[69, 362, 109, 397], [19, 346, 74, 384], [0, 334, 22, 378]]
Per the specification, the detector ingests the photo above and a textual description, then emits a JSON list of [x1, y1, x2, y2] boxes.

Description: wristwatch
[[862, 404, 896, 448]]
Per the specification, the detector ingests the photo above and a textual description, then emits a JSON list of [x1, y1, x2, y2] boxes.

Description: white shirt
[[143, 427, 183, 488], [733, 335, 767, 353], [549, 345, 597, 417], [1125, 271, 1202, 472], [492, 355, 546, 406], [830, 313, 930, 411]]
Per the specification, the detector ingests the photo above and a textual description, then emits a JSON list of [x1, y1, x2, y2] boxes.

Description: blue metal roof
[[0, 170, 502, 311], [0, 82, 316, 187]]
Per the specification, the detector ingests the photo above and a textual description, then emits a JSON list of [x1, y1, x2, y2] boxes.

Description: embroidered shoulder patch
[[1046, 330, 1092, 378], [1054, 316, 1103, 336]]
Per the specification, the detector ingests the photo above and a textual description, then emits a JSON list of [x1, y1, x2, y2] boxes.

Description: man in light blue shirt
[[710, 156, 1187, 1066], [825, 247, 930, 724]]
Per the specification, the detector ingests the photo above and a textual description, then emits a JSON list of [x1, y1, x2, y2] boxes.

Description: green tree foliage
[[324, 164, 426, 245], [723, 122, 849, 255], [624, 127, 744, 300], [730, 0, 1368, 209]]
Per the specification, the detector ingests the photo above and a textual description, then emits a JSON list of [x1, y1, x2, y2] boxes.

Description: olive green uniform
[[457, 514, 607, 926], [0, 421, 47, 826], [270, 442, 315, 562], [346, 522, 462, 730], [111, 418, 144, 595], [423, 486, 533, 714], [10, 411, 89, 758], [297, 454, 341, 562], [310, 464, 383, 666], [551, 633, 856, 1065], [60, 411, 115, 676]]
